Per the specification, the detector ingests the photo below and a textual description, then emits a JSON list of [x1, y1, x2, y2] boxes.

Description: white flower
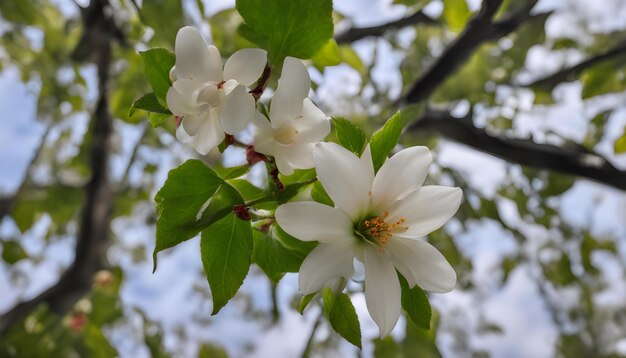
[[167, 26, 267, 155], [252, 57, 330, 175], [275, 142, 462, 337]]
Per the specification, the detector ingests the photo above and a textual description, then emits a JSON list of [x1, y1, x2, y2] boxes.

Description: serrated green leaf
[[370, 111, 404, 172], [1, 240, 28, 264], [129, 92, 171, 117], [201, 213, 253, 314], [252, 230, 308, 282], [153, 160, 243, 271], [398, 273, 431, 330], [333, 117, 367, 155], [140, 48, 175, 102], [236, 0, 333, 65], [329, 293, 362, 349]]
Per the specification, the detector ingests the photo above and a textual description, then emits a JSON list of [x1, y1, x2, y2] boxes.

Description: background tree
[[0, 0, 625, 356]]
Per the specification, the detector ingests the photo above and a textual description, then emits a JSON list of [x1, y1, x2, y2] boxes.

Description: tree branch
[[398, 0, 541, 106], [408, 109, 626, 191], [521, 40, 626, 89], [0, 0, 118, 335], [334, 10, 438, 44]]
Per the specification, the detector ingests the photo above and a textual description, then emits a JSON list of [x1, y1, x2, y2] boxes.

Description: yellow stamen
[[361, 214, 408, 250]]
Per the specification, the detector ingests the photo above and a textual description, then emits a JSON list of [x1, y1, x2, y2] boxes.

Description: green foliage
[[236, 0, 333, 65], [198, 343, 229, 358], [581, 60, 626, 99], [140, 0, 185, 46], [1, 240, 28, 264], [373, 318, 442, 358], [129, 92, 171, 117], [201, 213, 253, 314], [153, 160, 243, 271], [370, 111, 404, 172], [311, 39, 342, 69], [252, 229, 309, 283], [298, 293, 316, 314], [442, 0, 471, 32], [209, 9, 255, 57], [12, 184, 83, 233], [311, 181, 334, 207], [614, 126, 626, 154], [140, 48, 175, 103], [327, 293, 362, 349], [398, 273, 432, 330], [333, 117, 367, 155]]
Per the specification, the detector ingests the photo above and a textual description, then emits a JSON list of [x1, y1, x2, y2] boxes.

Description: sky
[[1, 0, 626, 357]]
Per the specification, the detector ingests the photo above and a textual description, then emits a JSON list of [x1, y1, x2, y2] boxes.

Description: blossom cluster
[[167, 26, 462, 337]]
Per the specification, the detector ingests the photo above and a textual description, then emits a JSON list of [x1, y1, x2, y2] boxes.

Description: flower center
[[274, 125, 299, 145], [356, 211, 408, 249], [197, 81, 225, 108]]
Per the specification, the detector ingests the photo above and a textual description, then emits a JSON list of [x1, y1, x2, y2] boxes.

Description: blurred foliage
[[0, 0, 625, 356]]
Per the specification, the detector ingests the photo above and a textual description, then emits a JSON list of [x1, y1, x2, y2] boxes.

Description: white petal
[[360, 144, 375, 184], [295, 99, 330, 143], [269, 57, 310, 129], [280, 143, 315, 170], [275, 202, 354, 242], [390, 186, 462, 238], [275, 155, 294, 175], [299, 242, 355, 295], [386, 236, 456, 292], [371, 146, 432, 211], [364, 247, 401, 337], [174, 27, 221, 82], [220, 85, 254, 134], [166, 79, 199, 115], [314, 142, 372, 220], [193, 112, 224, 155], [223, 48, 267, 86], [207, 45, 223, 82], [181, 114, 204, 136], [176, 124, 193, 143]]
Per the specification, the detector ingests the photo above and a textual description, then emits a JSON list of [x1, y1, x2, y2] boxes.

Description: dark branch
[[334, 10, 438, 44], [398, 0, 541, 106], [0, 0, 117, 335], [408, 110, 626, 191], [522, 40, 626, 89]]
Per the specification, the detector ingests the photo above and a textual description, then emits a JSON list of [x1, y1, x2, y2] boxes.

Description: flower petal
[[280, 143, 315, 170], [386, 236, 456, 292], [390, 186, 462, 238], [176, 124, 193, 143], [295, 99, 330, 143], [275, 202, 354, 242], [269, 57, 310, 129], [299, 242, 355, 295], [314, 142, 373, 220], [275, 155, 294, 175], [221, 85, 254, 134], [361, 144, 374, 181], [371, 146, 432, 211], [193, 111, 224, 155], [174, 27, 221, 82], [181, 113, 204, 136], [206, 45, 224, 82], [364, 247, 401, 337], [166, 79, 199, 115], [223, 48, 267, 86]]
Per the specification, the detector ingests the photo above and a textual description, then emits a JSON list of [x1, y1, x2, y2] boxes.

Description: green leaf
[[236, 0, 333, 65], [398, 273, 431, 330], [140, 0, 184, 46], [328, 293, 362, 349], [129, 92, 171, 117], [228, 179, 267, 202], [214, 165, 251, 180], [149, 112, 172, 128], [581, 60, 626, 99], [279, 168, 317, 185], [140, 48, 175, 102], [333, 117, 367, 155], [1, 240, 28, 264], [338, 45, 365, 74], [153, 160, 243, 271], [311, 181, 334, 207], [83, 323, 118, 358], [311, 39, 341, 69], [201, 213, 253, 314], [442, 0, 471, 32], [298, 293, 316, 314], [614, 126, 626, 154], [369, 111, 404, 172], [198, 343, 228, 358], [252, 230, 308, 282]]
